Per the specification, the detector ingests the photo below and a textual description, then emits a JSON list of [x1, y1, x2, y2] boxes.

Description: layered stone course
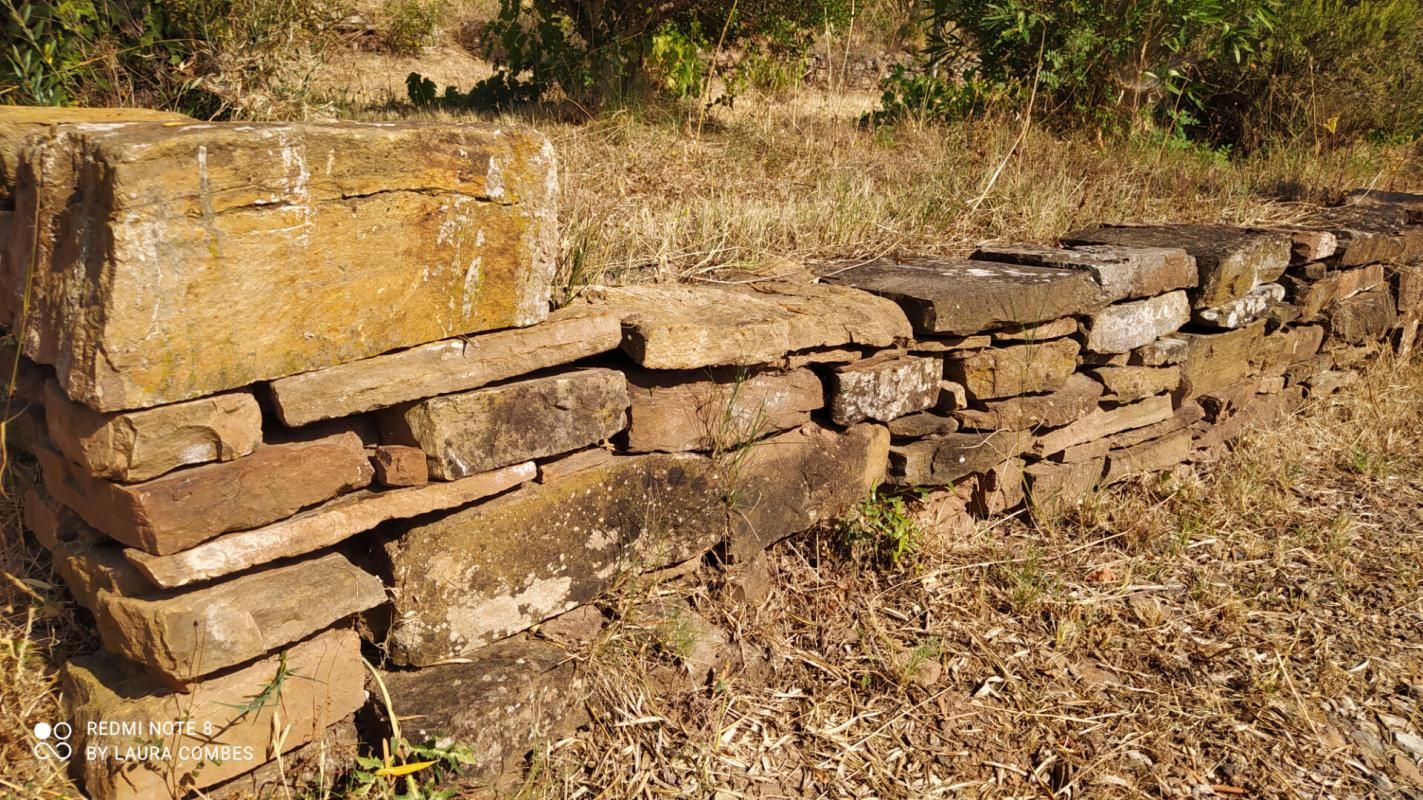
[[4, 109, 1420, 798]]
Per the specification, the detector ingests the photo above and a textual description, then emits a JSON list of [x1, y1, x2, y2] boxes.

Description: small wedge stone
[[372, 445, 429, 487]]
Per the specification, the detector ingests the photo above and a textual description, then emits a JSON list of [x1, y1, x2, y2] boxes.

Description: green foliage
[[382, 0, 443, 55], [866, 64, 1003, 124], [0, 0, 349, 116], [843, 485, 925, 568], [348, 737, 478, 800], [648, 22, 708, 100]]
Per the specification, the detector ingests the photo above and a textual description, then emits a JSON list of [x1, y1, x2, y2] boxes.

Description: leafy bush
[[381, 0, 443, 55], [1, 0, 350, 118]]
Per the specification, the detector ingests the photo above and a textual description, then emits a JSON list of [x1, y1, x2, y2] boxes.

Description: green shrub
[[381, 0, 443, 55]]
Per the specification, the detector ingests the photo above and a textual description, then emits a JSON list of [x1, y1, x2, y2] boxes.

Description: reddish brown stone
[[372, 445, 428, 487]]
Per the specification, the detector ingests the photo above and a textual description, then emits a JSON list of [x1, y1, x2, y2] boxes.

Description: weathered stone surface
[[126, 462, 534, 589], [536, 447, 614, 483], [1034, 395, 1175, 457], [45, 382, 261, 483], [1266, 302, 1301, 330], [773, 345, 867, 369], [1289, 205, 1423, 265], [728, 424, 888, 560], [1282, 263, 1385, 319], [270, 308, 621, 426], [1308, 369, 1360, 395], [372, 445, 429, 487], [1280, 229, 1338, 263], [1198, 378, 1262, 423], [1131, 335, 1189, 366], [936, 380, 969, 412], [1175, 322, 1266, 400], [584, 281, 909, 369], [1084, 291, 1191, 354], [991, 317, 1080, 342], [383, 368, 628, 479], [1194, 386, 1304, 450], [375, 635, 590, 783], [1058, 436, 1113, 464], [910, 334, 992, 353], [1067, 224, 1291, 307], [385, 453, 725, 665], [830, 354, 940, 424], [1327, 289, 1397, 345], [1255, 325, 1325, 375], [13, 121, 558, 412], [1090, 366, 1181, 402], [1390, 264, 1423, 314], [95, 552, 384, 685], [1101, 402, 1205, 451], [1025, 458, 1104, 517], [970, 457, 1026, 516], [1194, 283, 1284, 329], [626, 367, 822, 452], [205, 719, 359, 800], [52, 539, 152, 611], [1257, 375, 1286, 394], [23, 486, 99, 550], [1343, 188, 1423, 215], [0, 107, 189, 202], [953, 373, 1103, 431], [1283, 354, 1333, 387], [817, 257, 1106, 335], [945, 338, 1080, 400], [66, 628, 364, 800], [38, 432, 372, 555], [973, 242, 1196, 302], [887, 412, 960, 438], [1103, 430, 1192, 484], [888, 430, 1031, 486]]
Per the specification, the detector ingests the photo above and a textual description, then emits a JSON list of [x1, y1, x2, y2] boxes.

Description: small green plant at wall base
[[842, 485, 925, 568]]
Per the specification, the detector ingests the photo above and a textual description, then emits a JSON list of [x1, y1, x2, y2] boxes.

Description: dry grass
[[523, 351, 1423, 799]]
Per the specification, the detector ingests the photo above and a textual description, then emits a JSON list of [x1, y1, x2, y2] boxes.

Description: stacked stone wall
[[3, 108, 1422, 797]]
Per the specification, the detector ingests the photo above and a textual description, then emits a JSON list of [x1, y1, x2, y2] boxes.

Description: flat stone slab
[[1176, 322, 1267, 400], [382, 368, 628, 479], [1327, 289, 1397, 345], [1103, 430, 1192, 484], [1067, 224, 1291, 307], [12, 120, 557, 411], [887, 412, 960, 438], [125, 461, 534, 589], [1025, 458, 1104, 517], [888, 429, 1032, 486], [829, 353, 940, 424], [583, 281, 909, 369], [45, 382, 262, 483], [1084, 290, 1191, 354], [945, 338, 1080, 400], [270, 308, 623, 426], [973, 243, 1196, 302], [816, 257, 1106, 335], [991, 317, 1080, 341], [95, 552, 384, 685], [1286, 205, 1423, 265], [954, 373, 1103, 431], [1343, 188, 1423, 214], [1194, 283, 1284, 329], [65, 628, 363, 800], [385, 452, 725, 665], [1034, 395, 1175, 457], [1089, 366, 1181, 402], [376, 635, 590, 784], [38, 432, 373, 555], [625, 367, 823, 452], [52, 539, 152, 612], [728, 424, 888, 560]]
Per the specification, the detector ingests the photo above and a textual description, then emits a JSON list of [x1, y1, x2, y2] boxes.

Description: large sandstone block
[[65, 628, 364, 800], [0, 106, 190, 202], [126, 461, 535, 589], [888, 429, 1031, 486], [1175, 321, 1266, 400], [816, 257, 1106, 335], [375, 636, 590, 784], [1067, 224, 1291, 307], [829, 353, 940, 424], [1288, 205, 1423, 266], [45, 382, 261, 483], [728, 424, 888, 560], [382, 368, 628, 479], [269, 308, 622, 426], [625, 367, 823, 453], [972, 242, 1196, 302], [945, 338, 1080, 400], [95, 552, 385, 685], [11, 121, 557, 411], [953, 373, 1103, 431], [37, 432, 372, 555], [1083, 291, 1191, 353], [385, 453, 725, 665], [583, 281, 909, 369]]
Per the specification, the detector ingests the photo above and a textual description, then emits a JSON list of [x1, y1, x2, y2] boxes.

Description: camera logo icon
[[32, 722, 72, 761]]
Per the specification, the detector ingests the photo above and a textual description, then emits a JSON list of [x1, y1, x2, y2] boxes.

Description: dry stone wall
[[2, 107, 1421, 798]]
